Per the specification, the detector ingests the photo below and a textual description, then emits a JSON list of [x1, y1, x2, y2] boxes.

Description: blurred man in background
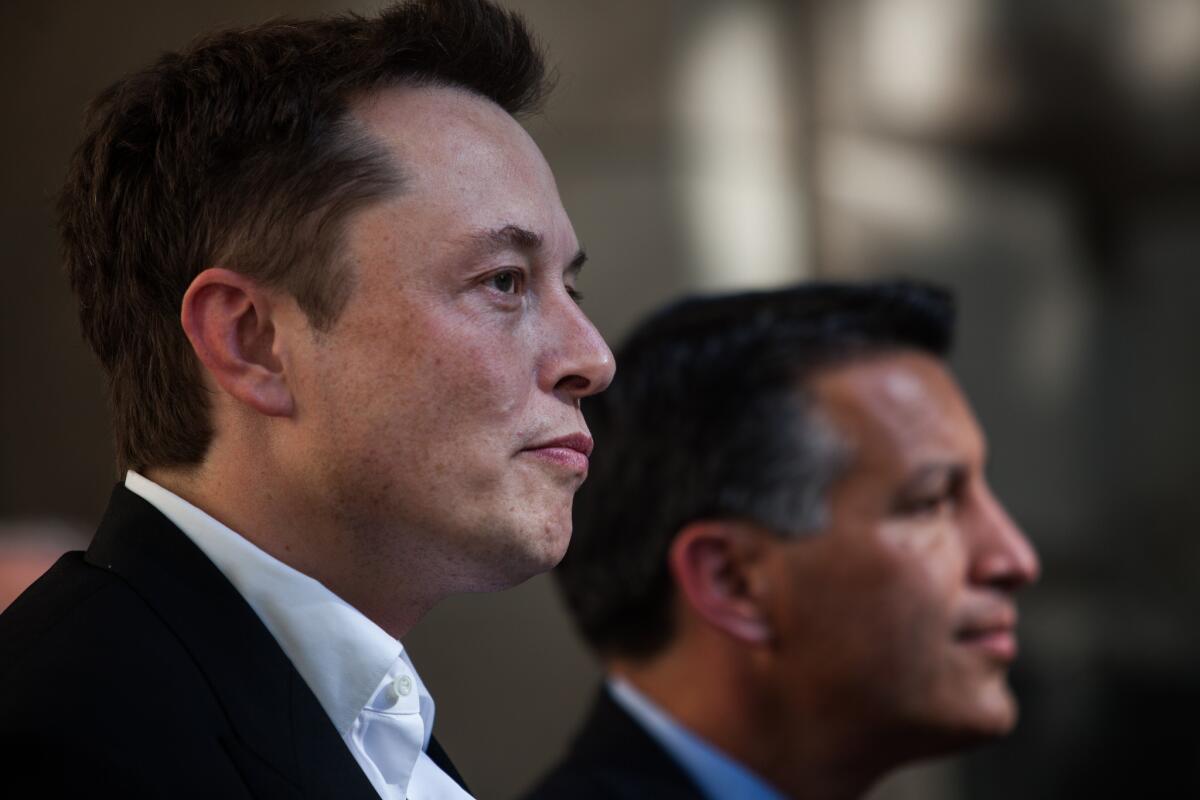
[[0, 521, 88, 612], [527, 281, 1039, 800], [0, 1, 612, 797]]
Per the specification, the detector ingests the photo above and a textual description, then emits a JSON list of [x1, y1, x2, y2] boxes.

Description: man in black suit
[[0, 1, 613, 797], [526, 282, 1040, 800]]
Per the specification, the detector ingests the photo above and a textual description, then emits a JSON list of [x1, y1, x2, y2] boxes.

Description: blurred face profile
[[0, 552, 60, 612], [761, 350, 1040, 754], [282, 86, 615, 592], [0, 527, 85, 612]]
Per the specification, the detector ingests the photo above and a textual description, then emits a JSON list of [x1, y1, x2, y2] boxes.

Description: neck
[[144, 455, 438, 639], [609, 637, 891, 800]]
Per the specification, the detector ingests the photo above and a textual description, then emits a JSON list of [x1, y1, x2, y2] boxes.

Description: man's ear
[[180, 267, 295, 417], [667, 520, 775, 646]]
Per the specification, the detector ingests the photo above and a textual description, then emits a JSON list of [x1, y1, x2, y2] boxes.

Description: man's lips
[[954, 610, 1019, 662], [521, 432, 594, 473]]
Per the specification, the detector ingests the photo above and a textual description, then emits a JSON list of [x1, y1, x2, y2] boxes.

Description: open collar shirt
[[125, 471, 472, 800]]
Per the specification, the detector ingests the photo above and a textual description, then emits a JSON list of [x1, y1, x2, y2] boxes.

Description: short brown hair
[[59, 0, 550, 473]]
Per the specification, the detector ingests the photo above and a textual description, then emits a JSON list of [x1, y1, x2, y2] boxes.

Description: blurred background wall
[[3, 0, 1198, 797]]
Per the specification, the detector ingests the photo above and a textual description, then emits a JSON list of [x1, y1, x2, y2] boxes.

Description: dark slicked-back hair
[[556, 280, 956, 660], [59, 0, 550, 473]]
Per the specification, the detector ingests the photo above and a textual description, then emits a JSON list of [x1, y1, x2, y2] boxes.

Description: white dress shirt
[[125, 471, 472, 800], [608, 676, 785, 800]]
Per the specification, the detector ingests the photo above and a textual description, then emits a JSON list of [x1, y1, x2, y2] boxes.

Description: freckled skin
[[757, 351, 1040, 767], [275, 86, 614, 615]]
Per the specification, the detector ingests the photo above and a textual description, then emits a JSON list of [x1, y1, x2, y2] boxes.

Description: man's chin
[[975, 692, 1019, 738], [465, 519, 572, 592], [527, 520, 573, 573], [941, 686, 1020, 746], [895, 680, 1019, 761]]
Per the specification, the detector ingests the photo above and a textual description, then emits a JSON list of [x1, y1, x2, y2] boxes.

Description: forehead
[[353, 84, 559, 204], [810, 351, 986, 472], [345, 84, 577, 265]]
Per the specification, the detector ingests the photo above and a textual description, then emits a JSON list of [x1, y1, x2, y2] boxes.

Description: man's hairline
[[776, 344, 957, 537]]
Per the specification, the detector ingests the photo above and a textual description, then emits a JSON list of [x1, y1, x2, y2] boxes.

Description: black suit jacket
[[0, 485, 466, 798], [522, 688, 706, 800]]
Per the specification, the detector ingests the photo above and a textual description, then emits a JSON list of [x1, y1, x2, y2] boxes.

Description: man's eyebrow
[[466, 224, 588, 274], [898, 462, 967, 493], [471, 223, 543, 253], [567, 248, 588, 276]]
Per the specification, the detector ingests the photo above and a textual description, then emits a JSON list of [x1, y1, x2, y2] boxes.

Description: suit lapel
[[290, 668, 389, 798], [427, 734, 470, 792], [568, 688, 707, 799], [86, 486, 378, 799]]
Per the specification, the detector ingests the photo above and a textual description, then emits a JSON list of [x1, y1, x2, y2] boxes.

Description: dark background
[[3, 1, 1198, 797]]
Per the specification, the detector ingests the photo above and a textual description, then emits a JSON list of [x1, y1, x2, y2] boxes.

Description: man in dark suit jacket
[[0, 2, 613, 797], [0, 487, 466, 797], [526, 283, 1041, 800], [528, 688, 708, 800]]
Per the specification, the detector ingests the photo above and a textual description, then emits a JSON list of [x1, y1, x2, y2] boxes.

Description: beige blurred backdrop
[[4, 1, 1199, 798]]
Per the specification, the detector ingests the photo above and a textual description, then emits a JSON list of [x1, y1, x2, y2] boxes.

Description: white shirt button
[[393, 673, 413, 698]]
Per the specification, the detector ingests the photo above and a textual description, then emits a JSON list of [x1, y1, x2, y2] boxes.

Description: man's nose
[[968, 485, 1041, 592], [545, 296, 616, 401]]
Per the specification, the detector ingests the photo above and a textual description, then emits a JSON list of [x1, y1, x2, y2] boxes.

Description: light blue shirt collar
[[607, 676, 786, 800]]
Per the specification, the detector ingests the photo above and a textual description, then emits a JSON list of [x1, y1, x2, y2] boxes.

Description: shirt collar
[[607, 676, 785, 800], [124, 470, 433, 737]]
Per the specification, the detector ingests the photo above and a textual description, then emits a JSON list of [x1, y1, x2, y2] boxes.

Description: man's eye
[[897, 493, 954, 516], [487, 270, 521, 294], [911, 495, 950, 514]]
